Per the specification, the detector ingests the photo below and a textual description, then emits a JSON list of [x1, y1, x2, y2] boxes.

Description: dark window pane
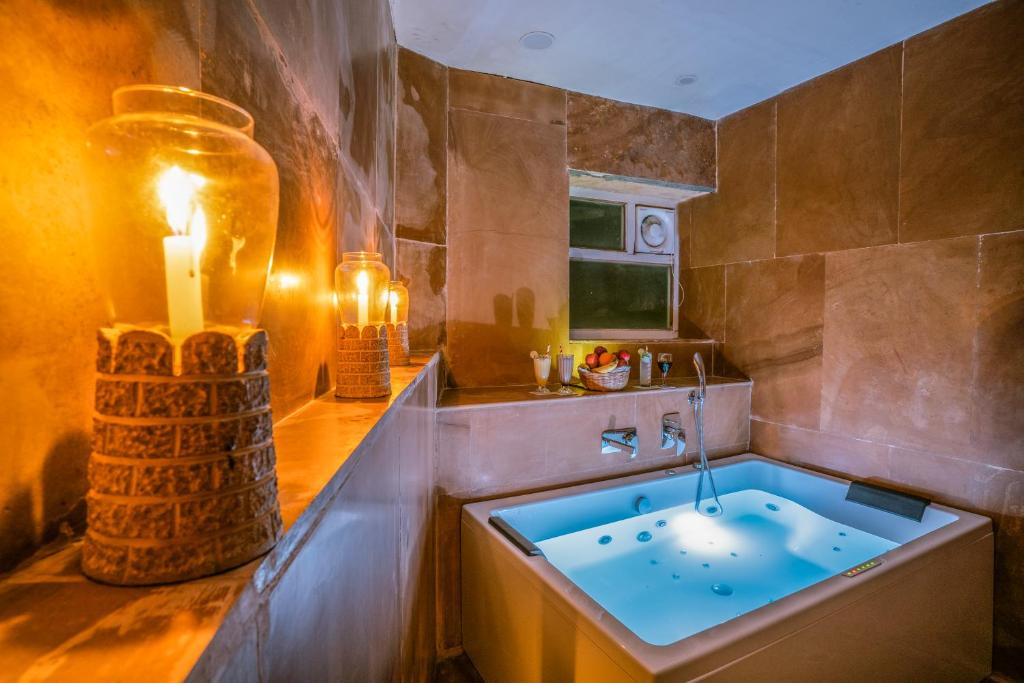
[[569, 198, 624, 250], [570, 260, 671, 330]]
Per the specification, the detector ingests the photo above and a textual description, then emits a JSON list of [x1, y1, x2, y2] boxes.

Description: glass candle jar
[[335, 252, 391, 328], [386, 280, 409, 325], [85, 85, 279, 340]]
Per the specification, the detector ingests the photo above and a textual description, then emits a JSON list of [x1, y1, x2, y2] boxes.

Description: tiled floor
[[434, 654, 484, 683]]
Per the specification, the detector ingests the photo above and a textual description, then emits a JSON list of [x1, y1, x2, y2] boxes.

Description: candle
[[356, 270, 369, 328], [387, 289, 399, 323], [157, 166, 207, 340]]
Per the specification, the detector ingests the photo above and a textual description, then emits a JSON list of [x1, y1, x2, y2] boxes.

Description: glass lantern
[[334, 252, 391, 329], [85, 85, 279, 341], [387, 280, 409, 325]]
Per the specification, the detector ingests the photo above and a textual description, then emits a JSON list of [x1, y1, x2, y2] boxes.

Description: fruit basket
[[577, 365, 630, 392]]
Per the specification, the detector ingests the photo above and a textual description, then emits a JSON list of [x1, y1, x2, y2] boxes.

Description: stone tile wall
[[682, 2, 1024, 673], [0, 0, 397, 575], [396, 52, 719, 387]]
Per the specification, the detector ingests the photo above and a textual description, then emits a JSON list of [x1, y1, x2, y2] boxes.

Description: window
[[569, 187, 679, 340]]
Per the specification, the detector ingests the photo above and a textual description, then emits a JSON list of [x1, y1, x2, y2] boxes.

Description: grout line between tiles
[[772, 100, 778, 259], [896, 40, 906, 244]]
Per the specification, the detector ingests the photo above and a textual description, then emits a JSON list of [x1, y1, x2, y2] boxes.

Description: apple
[[594, 345, 608, 357], [585, 353, 599, 369], [617, 350, 631, 365], [617, 358, 628, 368]]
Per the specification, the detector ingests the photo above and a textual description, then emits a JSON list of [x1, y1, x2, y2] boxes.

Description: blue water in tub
[[535, 488, 898, 646]]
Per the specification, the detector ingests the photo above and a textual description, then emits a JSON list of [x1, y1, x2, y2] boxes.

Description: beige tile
[[449, 68, 565, 124], [970, 230, 1024, 471], [776, 46, 901, 255], [635, 385, 750, 465], [397, 238, 447, 353], [397, 374, 437, 681], [723, 254, 825, 429], [900, 0, 1024, 242], [436, 375, 744, 409], [821, 238, 978, 454], [446, 108, 568, 387], [435, 493, 466, 653], [567, 92, 715, 188], [887, 445, 1024, 672], [690, 100, 774, 266], [750, 419, 890, 481], [264, 427, 400, 682], [540, 394, 639, 484], [397, 48, 447, 244], [681, 265, 725, 340], [376, 21, 397, 229]]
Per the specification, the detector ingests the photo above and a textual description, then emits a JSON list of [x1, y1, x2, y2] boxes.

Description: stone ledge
[[0, 354, 440, 682]]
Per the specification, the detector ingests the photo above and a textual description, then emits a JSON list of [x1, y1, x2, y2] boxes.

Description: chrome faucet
[[601, 427, 638, 458], [661, 412, 686, 457]]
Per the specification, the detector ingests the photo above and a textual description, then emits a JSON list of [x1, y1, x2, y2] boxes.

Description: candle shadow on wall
[[0, 431, 89, 574], [444, 289, 570, 388]]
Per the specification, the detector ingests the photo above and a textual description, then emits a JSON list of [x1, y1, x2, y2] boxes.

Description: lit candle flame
[[157, 165, 207, 238]]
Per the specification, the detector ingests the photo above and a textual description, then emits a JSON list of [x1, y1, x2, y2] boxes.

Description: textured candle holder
[[336, 324, 391, 398], [82, 327, 282, 586], [387, 322, 410, 367]]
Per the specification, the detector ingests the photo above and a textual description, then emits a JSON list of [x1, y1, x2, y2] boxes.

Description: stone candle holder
[[387, 322, 410, 367], [335, 324, 392, 398], [82, 326, 282, 585]]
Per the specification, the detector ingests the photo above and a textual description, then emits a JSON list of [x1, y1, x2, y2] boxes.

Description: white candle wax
[[163, 235, 204, 340], [157, 166, 207, 340], [356, 271, 369, 328]]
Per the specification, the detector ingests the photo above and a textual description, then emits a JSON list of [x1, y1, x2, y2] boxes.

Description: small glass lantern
[[334, 252, 392, 397], [386, 280, 411, 366], [86, 85, 278, 340], [334, 252, 391, 328], [80, 85, 282, 586], [387, 280, 410, 325]]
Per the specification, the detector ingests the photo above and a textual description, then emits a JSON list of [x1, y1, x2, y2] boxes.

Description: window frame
[[569, 186, 680, 341]]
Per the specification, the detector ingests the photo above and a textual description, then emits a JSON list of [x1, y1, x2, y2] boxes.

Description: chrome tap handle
[[661, 412, 686, 457], [601, 428, 638, 459]]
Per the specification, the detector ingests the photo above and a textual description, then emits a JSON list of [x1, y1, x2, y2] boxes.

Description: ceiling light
[[520, 31, 555, 50], [675, 74, 699, 87]]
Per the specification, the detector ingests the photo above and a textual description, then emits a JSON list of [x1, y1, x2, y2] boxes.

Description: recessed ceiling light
[[675, 74, 699, 87], [520, 31, 555, 50]]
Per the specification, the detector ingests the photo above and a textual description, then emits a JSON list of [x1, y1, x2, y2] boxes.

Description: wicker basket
[[577, 365, 631, 391]]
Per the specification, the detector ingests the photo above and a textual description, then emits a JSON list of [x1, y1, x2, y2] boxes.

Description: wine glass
[[657, 352, 673, 388]]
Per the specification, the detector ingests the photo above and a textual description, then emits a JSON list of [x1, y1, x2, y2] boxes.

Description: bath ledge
[[438, 375, 750, 410], [0, 354, 441, 683]]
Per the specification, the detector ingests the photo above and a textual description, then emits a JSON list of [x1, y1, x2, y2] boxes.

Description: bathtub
[[461, 453, 993, 682]]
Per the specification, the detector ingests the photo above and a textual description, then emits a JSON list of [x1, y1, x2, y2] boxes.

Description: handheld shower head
[[693, 352, 706, 400]]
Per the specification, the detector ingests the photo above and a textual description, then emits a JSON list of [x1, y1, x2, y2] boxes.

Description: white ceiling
[[391, 0, 990, 120]]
